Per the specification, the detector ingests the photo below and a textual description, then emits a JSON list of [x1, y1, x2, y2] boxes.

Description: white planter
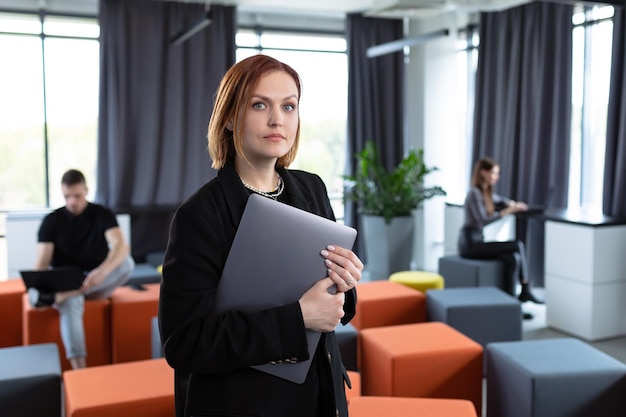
[[361, 215, 414, 280]]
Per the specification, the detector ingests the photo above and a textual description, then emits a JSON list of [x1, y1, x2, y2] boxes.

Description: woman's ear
[[226, 121, 233, 131]]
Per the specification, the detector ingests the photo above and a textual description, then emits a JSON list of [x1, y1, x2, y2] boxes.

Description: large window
[[454, 5, 614, 211], [2, 13, 348, 216], [449, 25, 479, 203], [569, 4, 614, 211], [0, 12, 99, 211], [236, 29, 348, 219]]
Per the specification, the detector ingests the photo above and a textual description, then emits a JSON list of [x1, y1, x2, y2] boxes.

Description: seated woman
[[458, 157, 543, 305]]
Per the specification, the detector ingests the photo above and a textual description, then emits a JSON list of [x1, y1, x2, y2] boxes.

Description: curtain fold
[[472, 1, 573, 287], [345, 14, 404, 254], [96, 0, 236, 211], [603, 6, 626, 218], [472, 1, 573, 208]]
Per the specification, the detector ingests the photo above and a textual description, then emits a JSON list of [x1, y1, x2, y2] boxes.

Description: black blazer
[[159, 162, 356, 417]]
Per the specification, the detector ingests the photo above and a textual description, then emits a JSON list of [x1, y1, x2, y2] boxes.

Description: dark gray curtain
[[472, 1, 573, 208], [96, 0, 236, 260], [603, 5, 626, 218], [345, 14, 404, 254], [472, 1, 573, 287], [97, 0, 236, 210]]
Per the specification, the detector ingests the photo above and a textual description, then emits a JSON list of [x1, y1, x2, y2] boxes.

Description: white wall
[[406, 11, 473, 271], [405, 10, 502, 271], [5, 211, 130, 278]]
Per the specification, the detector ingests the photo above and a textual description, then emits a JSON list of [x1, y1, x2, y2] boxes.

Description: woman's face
[[239, 70, 299, 165], [482, 164, 500, 186]]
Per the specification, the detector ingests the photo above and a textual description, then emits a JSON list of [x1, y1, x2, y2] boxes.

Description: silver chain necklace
[[243, 174, 284, 200]]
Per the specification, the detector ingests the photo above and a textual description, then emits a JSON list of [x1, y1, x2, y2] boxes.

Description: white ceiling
[[0, 0, 529, 18], [0, 0, 372, 16]]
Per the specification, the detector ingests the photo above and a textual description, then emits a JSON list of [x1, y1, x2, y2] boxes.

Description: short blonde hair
[[208, 55, 302, 169]]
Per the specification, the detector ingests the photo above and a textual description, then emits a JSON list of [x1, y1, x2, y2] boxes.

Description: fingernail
[[327, 245, 336, 251], [325, 259, 332, 267], [321, 250, 329, 257]]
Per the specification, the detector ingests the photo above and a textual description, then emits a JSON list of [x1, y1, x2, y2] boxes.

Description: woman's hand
[[320, 245, 363, 293], [510, 201, 528, 212], [504, 200, 528, 215], [298, 246, 363, 332], [514, 201, 528, 211], [299, 278, 345, 332]]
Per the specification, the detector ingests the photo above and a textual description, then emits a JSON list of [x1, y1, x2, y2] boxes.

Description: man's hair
[[61, 169, 87, 186], [208, 54, 302, 169]]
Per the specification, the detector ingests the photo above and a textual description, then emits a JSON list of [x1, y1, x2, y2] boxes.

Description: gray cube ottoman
[[427, 287, 521, 345], [127, 263, 161, 286], [0, 343, 62, 417], [438, 255, 506, 292], [427, 287, 521, 371], [487, 338, 626, 417]]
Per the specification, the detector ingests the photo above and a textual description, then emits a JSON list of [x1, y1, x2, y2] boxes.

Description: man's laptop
[[20, 267, 86, 293], [215, 193, 357, 384]]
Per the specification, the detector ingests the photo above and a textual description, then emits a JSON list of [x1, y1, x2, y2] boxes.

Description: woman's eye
[[252, 102, 266, 110], [284, 103, 296, 111]]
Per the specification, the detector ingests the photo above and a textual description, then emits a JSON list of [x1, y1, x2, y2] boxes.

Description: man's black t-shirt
[[38, 203, 119, 271]]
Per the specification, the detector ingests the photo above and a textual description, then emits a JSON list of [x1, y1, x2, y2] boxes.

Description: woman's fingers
[[321, 245, 363, 291]]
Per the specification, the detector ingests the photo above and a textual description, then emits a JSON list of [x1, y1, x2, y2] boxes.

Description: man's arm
[[102, 226, 130, 272], [81, 226, 130, 291], [34, 242, 54, 270]]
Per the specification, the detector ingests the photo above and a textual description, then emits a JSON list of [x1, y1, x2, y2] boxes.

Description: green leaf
[[343, 141, 447, 224]]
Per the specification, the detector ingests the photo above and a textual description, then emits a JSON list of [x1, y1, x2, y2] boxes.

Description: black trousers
[[457, 227, 528, 296]]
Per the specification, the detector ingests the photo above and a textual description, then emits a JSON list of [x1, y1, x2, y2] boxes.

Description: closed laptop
[[20, 267, 86, 293], [215, 193, 357, 383]]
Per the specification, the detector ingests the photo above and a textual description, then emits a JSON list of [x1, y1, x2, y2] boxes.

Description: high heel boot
[[518, 283, 544, 304]]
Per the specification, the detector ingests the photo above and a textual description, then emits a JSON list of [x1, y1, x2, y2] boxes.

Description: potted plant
[[344, 140, 446, 279]]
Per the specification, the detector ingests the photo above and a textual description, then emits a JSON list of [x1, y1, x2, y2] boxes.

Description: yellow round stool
[[388, 271, 445, 293]]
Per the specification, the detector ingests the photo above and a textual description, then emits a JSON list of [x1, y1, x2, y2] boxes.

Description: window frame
[[0, 10, 99, 210], [235, 25, 349, 220]]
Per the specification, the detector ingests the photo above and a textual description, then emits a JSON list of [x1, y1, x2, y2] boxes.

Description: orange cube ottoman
[[360, 322, 483, 413], [63, 358, 174, 417], [0, 279, 25, 347], [349, 396, 478, 417], [346, 370, 361, 402], [352, 281, 426, 330], [22, 294, 111, 371], [110, 283, 160, 363]]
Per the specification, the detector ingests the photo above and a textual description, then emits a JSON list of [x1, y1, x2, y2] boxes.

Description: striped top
[[462, 186, 511, 230]]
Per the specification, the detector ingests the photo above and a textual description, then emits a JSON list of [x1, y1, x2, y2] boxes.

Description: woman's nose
[[269, 109, 283, 126]]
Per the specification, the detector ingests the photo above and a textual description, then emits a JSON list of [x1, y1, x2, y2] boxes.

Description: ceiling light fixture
[[366, 29, 449, 58], [170, 8, 212, 47]]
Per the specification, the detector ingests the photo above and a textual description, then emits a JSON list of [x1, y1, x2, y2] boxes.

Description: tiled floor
[[521, 300, 626, 364]]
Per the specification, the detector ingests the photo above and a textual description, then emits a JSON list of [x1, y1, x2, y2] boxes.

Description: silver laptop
[[20, 267, 86, 292], [214, 193, 357, 383]]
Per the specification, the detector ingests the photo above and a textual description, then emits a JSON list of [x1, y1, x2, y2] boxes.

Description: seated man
[[29, 169, 134, 369]]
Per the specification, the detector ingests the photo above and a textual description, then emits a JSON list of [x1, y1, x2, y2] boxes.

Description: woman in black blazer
[[159, 54, 363, 417]]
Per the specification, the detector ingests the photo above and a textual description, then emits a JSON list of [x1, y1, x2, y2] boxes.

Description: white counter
[[545, 209, 626, 341]]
